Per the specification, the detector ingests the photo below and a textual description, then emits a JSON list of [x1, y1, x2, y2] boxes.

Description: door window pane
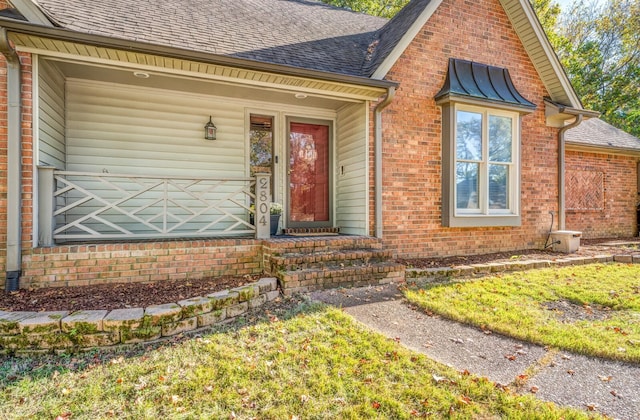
[[250, 115, 274, 192], [456, 162, 479, 209], [489, 115, 512, 163], [456, 111, 482, 160]]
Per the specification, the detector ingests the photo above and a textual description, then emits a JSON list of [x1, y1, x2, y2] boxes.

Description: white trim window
[[441, 103, 522, 227]]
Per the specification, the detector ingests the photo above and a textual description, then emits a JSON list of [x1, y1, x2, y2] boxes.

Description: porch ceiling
[[11, 33, 388, 106], [50, 59, 355, 110]]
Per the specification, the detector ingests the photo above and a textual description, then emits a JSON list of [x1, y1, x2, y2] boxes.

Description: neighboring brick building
[[0, 0, 633, 290]]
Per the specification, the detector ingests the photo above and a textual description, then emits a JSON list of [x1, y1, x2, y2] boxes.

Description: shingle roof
[[33, 0, 388, 76], [362, 0, 434, 76], [566, 118, 640, 152]]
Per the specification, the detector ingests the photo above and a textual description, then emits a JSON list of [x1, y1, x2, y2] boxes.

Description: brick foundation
[[21, 239, 263, 289], [367, 0, 637, 258]]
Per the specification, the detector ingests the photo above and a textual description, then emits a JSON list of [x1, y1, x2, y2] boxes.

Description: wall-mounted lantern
[[204, 116, 217, 140]]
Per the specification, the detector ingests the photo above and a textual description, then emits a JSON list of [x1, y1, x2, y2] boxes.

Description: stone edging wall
[[0, 278, 279, 355], [406, 254, 638, 282]]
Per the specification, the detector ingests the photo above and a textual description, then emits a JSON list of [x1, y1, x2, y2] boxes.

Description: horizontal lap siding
[[38, 58, 66, 169], [336, 103, 367, 235], [66, 80, 245, 177], [63, 80, 248, 237]]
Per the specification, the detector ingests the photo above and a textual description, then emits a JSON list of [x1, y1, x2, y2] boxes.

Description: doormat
[[282, 227, 340, 236]]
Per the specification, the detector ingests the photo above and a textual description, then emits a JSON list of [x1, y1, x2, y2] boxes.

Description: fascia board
[[506, 0, 582, 108], [370, 0, 443, 80], [8, 0, 53, 26]]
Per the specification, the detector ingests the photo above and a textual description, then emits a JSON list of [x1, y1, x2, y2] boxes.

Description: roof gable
[[366, 0, 581, 108]]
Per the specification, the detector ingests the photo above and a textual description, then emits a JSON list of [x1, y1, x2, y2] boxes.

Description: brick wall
[[371, 0, 560, 258], [21, 239, 264, 288], [565, 150, 639, 239]]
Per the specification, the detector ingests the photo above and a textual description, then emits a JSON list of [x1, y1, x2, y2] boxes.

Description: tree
[[533, 0, 640, 136], [319, 0, 408, 17]]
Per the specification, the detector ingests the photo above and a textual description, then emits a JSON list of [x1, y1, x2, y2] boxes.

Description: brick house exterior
[[564, 119, 640, 239], [373, 0, 560, 257], [0, 0, 637, 290]]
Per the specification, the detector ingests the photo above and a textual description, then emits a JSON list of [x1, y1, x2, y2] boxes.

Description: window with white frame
[[455, 105, 518, 215], [435, 58, 536, 227], [440, 103, 522, 227]]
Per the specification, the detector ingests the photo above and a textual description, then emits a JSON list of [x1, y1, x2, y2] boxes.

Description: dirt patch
[[542, 299, 612, 323], [0, 275, 262, 312]]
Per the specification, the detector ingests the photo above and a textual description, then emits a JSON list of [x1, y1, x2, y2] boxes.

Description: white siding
[[66, 79, 246, 178], [38, 58, 66, 169], [335, 103, 368, 235], [63, 80, 250, 237]]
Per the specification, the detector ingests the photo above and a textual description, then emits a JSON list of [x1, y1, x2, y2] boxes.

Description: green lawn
[[405, 263, 640, 363], [0, 302, 596, 419]]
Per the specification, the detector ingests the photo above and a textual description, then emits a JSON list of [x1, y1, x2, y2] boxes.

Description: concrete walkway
[[310, 283, 640, 420]]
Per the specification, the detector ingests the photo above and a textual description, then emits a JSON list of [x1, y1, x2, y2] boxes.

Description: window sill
[[444, 214, 521, 227]]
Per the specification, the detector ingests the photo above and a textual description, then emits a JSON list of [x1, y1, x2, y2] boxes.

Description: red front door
[[288, 121, 331, 227]]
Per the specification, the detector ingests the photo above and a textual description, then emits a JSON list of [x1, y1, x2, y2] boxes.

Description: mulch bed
[[0, 275, 261, 312], [1, 237, 638, 313]]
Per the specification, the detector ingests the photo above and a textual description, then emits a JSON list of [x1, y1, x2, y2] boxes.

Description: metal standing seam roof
[[435, 58, 536, 110]]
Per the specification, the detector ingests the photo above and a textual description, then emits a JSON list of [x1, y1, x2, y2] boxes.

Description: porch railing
[[37, 167, 271, 245]]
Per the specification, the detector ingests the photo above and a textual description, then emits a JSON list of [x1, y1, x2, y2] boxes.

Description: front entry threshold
[[282, 227, 340, 236]]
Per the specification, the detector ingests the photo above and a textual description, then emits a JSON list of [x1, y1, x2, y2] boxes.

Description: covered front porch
[[5, 31, 402, 290], [30, 48, 384, 245]]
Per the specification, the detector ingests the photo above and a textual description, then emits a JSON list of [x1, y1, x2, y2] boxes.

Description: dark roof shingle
[[35, 0, 389, 76], [565, 118, 640, 152]]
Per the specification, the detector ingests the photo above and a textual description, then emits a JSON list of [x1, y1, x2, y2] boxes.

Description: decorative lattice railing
[[37, 168, 272, 244]]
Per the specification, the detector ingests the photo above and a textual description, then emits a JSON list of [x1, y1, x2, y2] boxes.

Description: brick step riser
[[270, 257, 391, 274], [279, 268, 405, 295], [269, 250, 394, 272], [265, 239, 383, 254], [279, 262, 405, 283]]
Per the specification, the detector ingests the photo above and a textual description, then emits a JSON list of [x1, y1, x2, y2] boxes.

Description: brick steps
[[269, 248, 393, 272], [264, 236, 383, 254], [264, 236, 404, 294]]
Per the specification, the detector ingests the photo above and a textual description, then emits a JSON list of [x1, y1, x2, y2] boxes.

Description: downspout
[[558, 114, 583, 231], [0, 28, 23, 291], [373, 86, 395, 238]]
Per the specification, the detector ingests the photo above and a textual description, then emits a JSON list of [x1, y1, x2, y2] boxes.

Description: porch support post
[[373, 87, 395, 238], [255, 173, 271, 239], [37, 165, 56, 247]]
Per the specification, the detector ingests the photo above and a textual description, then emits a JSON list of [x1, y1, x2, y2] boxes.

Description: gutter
[[545, 99, 600, 230], [0, 28, 22, 291], [0, 18, 397, 91], [373, 86, 395, 238]]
